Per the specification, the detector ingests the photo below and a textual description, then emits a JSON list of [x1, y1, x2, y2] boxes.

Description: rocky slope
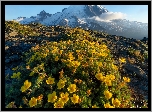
[[5, 21, 148, 108]]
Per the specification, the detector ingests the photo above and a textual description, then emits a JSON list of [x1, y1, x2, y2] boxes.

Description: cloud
[[88, 12, 127, 22]]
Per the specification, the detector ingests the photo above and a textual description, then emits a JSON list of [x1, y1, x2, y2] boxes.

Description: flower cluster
[[6, 27, 134, 108]]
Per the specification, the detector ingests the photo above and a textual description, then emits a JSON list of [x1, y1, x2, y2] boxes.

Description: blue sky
[[5, 5, 148, 23]]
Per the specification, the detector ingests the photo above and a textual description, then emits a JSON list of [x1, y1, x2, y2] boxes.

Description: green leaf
[[29, 71, 35, 76]]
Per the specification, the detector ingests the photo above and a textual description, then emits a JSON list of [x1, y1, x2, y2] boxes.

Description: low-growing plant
[[6, 28, 134, 108]]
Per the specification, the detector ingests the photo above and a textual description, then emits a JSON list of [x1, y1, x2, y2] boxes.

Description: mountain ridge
[[13, 5, 148, 39]]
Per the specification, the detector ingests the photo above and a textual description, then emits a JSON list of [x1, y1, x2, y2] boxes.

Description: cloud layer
[[89, 12, 127, 22]]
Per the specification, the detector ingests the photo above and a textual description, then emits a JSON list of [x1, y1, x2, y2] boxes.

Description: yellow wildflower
[[55, 56, 59, 61], [109, 74, 115, 81], [59, 92, 69, 104], [71, 94, 79, 104], [46, 77, 55, 85], [119, 57, 126, 63], [67, 84, 77, 93], [74, 79, 78, 83], [59, 50, 63, 55], [98, 62, 103, 67], [104, 90, 113, 100], [29, 97, 37, 107], [57, 79, 66, 89], [112, 98, 121, 108], [48, 91, 57, 103], [112, 63, 118, 70], [46, 49, 49, 53], [59, 69, 64, 79], [54, 100, 64, 108], [118, 82, 126, 89], [19, 105, 22, 108], [95, 73, 105, 81], [20, 80, 31, 92], [99, 52, 108, 57], [77, 79, 82, 84], [123, 77, 130, 83], [102, 44, 107, 49], [104, 103, 115, 108], [26, 65, 30, 69], [104, 80, 112, 86], [68, 52, 75, 61], [92, 104, 99, 108], [76, 50, 81, 53]]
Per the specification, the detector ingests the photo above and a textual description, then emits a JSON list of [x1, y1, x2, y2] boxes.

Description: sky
[[5, 5, 148, 23]]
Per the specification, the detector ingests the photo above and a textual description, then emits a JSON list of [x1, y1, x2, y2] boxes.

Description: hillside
[[5, 21, 148, 108]]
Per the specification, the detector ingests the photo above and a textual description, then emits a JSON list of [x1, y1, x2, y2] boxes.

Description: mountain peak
[[84, 5, 108, 17], [39, 10, 47, 14]]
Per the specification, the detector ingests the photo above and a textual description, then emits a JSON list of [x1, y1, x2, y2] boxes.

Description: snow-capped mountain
[[13, 5, 148, 39]]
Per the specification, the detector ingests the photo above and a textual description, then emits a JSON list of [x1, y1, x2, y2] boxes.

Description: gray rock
[[5, 59, 10, 63], [9, 55, 20, 61], [124, 64, 147, 79]]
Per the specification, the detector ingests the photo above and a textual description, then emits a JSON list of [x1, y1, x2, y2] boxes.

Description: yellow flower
[[92, 104, 99, 108], [104, 90, 113, 100], [102, 44, 107, 49], [19, 105, 22, 108], [112, 98, 121, 107], [59, 92, 69, 104], [123, 77, 130, 83], [104, 103, 115, 108], [48, 91, 57, 103], [104, 80, 112, 86], [95, 73, 105, 81], [112, 63, 118, 71], [26, 65, 30, 69], [98, 52, 108, 57], [57, 79, 66, 89], [29, 97, 37, 107], [59, 50, 63, 55], [74, 79, 78, 83], [119, 57, 126, 63], [20, 80, 31, 92], [76, 50, 81, 53], [46, 49, 49, 53], [109, 74, 115, 81], [98, 62, 103, 67], [59, 69, 64, 79], [71, 61, 80, 68], [68, 52, 75, 61], [46, 77, 55, 84], [71, 94, 79, 104], [67, 84, 77, 93], [55, 56, 59, 61], [77, 79, 82, 84], [54, 100, 64, 108], [118, 82, 126, 89]]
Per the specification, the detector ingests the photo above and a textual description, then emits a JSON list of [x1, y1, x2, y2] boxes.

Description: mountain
[[13, 5, 148, 39]]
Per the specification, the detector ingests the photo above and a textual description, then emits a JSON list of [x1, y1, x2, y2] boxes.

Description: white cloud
[[100, 12, 126, 20], [89, 12, 127, 22]]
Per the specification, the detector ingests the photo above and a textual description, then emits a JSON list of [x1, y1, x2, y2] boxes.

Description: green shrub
[[6, 28, 134, 108]]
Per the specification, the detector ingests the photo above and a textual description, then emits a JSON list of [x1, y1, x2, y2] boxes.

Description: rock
[[9, 55, 20, 61], [5, 67, 13, 76], [124, 64, 147, 79], [5, 59, 10, 63]]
